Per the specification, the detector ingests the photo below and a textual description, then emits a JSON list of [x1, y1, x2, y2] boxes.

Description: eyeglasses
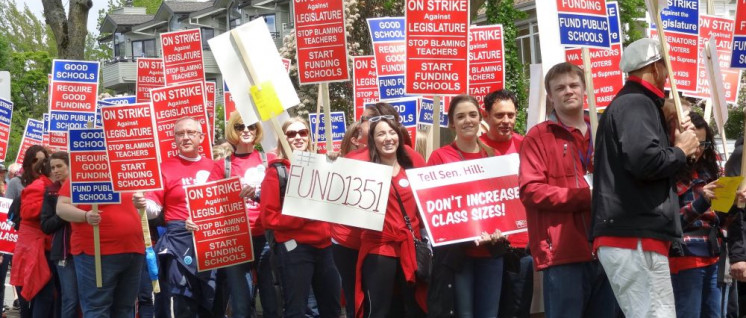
[[368, 115, 395, 123], [285, 129, 309, 138], [234, 123, 257, 132], [174, 130, 202, 138], [698, 141, 713, 149]]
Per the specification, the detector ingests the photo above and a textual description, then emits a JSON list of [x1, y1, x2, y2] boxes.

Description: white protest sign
[[282, 151, 392, 231]]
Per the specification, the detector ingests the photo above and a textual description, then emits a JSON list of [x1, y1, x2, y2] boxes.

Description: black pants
[[332, 244, 358, 318], [361, 254, 424, 318], [173, 295, 214, 318]]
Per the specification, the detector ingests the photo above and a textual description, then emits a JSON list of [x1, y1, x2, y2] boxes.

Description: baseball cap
[[619, 38, 663, 73]]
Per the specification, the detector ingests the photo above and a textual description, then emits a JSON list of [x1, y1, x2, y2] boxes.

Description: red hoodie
[[260, 158, 331, 248]]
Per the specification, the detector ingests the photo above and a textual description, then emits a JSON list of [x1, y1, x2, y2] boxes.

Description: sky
[[13, 0, 110, 35]]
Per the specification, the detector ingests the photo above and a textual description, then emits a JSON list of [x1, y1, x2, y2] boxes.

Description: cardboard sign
[[0, 97, 12, 161], [468, 25, 505, 107], [49, 132, 68, 153], [150, 82, 212, 160], [309, 112, 346, 153], [15, 119, 43, 165], [687, 15, 741, 104], [556, 0, 610, 48], [49, 60, 99, 132], [418, 98, 448, 126], [186, 177, 254, 271], [283, 151, 392, 231], [368, 18, 409, 100], [101, 102, 163, 192], [352, 56, 380, 121], [731, 0, 746, 68], [407, 154, 527, 246], [68, 128, 121, 204], [102, 96, 136, 105], [293, 0, 349, 84], [565, 2, 624, 109], [161, 29, 205, 86], [704, 36, 730, 131], [0, 198, 17, 254], [405, 0, 470, 95], [136, 58, 165, 103], [205, 81, 216, 143], [651, 0, 699, 92]]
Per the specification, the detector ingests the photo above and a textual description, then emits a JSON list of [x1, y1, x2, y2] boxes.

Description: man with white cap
[[591, 38, 699, 317]]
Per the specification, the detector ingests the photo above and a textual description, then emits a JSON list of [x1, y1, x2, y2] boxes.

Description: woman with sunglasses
[[260, 117, 342, 318], [669, 112, 729, 317]]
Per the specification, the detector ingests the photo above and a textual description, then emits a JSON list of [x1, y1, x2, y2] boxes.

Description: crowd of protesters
[[3, 37, 746, 318]]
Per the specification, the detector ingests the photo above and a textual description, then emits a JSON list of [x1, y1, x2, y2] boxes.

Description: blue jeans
[[543, 261, 616, 318], [454, 256, 503, 318], [138, 258, 154, 318], [223, 262, 253, 318], [671, 263, 721, 318], [57, 258, 80, 318], [499, 252, 534, 318], [275, 243, 341, 318], [74, 253, 144, 318], [253, 236, 280, 318]]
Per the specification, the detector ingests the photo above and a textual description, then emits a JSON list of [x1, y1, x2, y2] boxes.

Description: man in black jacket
[[591, 38, 699, 317]]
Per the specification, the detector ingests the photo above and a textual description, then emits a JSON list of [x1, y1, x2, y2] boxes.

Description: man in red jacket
[[518, 62, 616, 317]]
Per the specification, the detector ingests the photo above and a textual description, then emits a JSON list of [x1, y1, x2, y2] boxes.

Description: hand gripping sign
[[406, 154, 527, 246]]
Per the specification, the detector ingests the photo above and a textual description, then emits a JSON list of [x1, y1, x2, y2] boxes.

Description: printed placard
[[353, 56, 380, 121], [42, 113, 50, 148], [186, 177, 254, 271], [205, 81, 216, 143], [384, 98, 418, 142], [650, 0, 699, 93], [0, 198, 17, 255], [48, 132, 68, 153], [161, 29, 205, 86], [468, 25, 505, 107], [49, 59, 99, 132], [293, 0, 349, 84], [283, 151, 392, 231], [68, 128, 121, 204], [150, 82, 213, 160], [731, 0, 746, 68], [407, 154, 527, 246], [405, 0, 470, 95], [224, 81, 236, 126], [556, 0, 611, 48], [418, 98, 448, 126], [0, 98, 13, 161], [368, 18, 409, 100], [102, 96, 136, 105], [309, 112, 346, 153], [136, 58, 165, 103], [686, 15, 741, 104], [15, 119, 43, 165], [101, 102, 163, 192]]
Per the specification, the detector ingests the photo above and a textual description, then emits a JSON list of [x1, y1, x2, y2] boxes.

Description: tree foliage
[[0, 0, 56, 55], [617, 0, 647, 46]]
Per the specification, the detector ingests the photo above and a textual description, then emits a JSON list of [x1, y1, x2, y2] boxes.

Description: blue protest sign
[[309, 112, 347, 143], [556, 0, 611, 49], [68, 128, 121, 204], [418, 98, 448, 126]]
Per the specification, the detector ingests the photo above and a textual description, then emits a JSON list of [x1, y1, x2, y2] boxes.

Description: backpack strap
[[224, 155, 231, 179], [272, 162, 288, 200], [260, 151, 268, 168]]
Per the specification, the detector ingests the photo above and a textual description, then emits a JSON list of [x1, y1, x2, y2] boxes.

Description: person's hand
[[736, 187, 746, 207], [326, 151, 340, 161], [474, 229, 505, 246], [239, 185, 256, 199], [701, 180, 723, 202], [674, 128, 699, 157], [132, 192, 147, 210], [731, 261, 746, 281], [679, 110, 695, 132], [185, 218, 198, 232], [85, 210, 101, 226]]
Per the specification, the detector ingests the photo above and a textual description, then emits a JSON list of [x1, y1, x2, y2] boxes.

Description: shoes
[[11, 299, 18, 310]]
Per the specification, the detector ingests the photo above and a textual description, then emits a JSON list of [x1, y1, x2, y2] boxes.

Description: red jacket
[[260, 159, 331, 248], [11, 176, 53, 300], [518, 117, 593, 271]]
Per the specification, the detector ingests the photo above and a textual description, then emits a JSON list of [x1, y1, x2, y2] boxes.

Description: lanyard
[[560, 122, 593, 173]]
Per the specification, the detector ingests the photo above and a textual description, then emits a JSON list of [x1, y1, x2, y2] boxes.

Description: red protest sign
[[205, 82, 216, 143], [407, 155, 527, 246], [186, 177, 254, 271], [224, 82, 236, 131], [49, 132, 68, 152], [565, 44, 623, 109], [282, 58, 291, 73], [0, 198, 17, 254], [353, 56, 379, 121], [686, 15, 741, 104], [150, 82, 212, 160], [405, 0, 470, 95], [650, 29, 699, 93], [15, 119, 43, 166], [293, 0, 349, 84], [160, 29, 205, 86], [136, 58, 165, 103], [468, 25, 504, 108], [101, 102, 163, 192]]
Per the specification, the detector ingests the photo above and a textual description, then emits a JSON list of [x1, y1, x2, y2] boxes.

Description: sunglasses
[[234, 123, 257, 132], [368, 115, 395, 123], [285, 129, 309, 138]]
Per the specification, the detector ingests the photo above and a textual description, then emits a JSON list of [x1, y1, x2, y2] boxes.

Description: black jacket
[[591, 79, 687, 242], [39, 182, 71, 261], [724, 137, 746, 263]]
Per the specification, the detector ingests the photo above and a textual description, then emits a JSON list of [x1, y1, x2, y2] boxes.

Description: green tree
[[0, 0, 56, 55], [618, 0, 647, 46]]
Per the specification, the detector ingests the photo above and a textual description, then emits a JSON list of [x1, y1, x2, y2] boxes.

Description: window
[[132, 39, 156, 58], [201, 27, 215, 50], [113, 33, 126, 58], [250, 14, 277, 38], [229, 5, 242, 29], [515, 21, 540, 74]]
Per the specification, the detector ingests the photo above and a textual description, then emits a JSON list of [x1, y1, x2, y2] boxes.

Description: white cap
[[619, 38, 663, 73]]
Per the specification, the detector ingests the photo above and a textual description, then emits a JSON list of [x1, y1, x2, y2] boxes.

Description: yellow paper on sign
[[712, 176, 744, 213], [250, 82, 284, 121]]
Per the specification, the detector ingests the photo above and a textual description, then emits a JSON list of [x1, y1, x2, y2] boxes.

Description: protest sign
[[565, 2, 623, 109], [385, 98, 418, 141], [407, 154, 527, 246], [352, 56, 380, 121], [101, 102, 163, 192], [42, 113, 50, 147], [282, 58, 291, 73], [418, 98, 448, 126], [650, 0, 700, 93], [49, 132, 68, 153], [731, 0, 746, 68], [293, 0, 348, 84], [309, 112, 346, 153], [556, 0, 610, 48], [136, 58, 165, 103], [224, 81, 236, 124], [186, 177, 253, 271], [15, 119, 43, 165], [368, 18, 409, 100], [283, 151, 392, 231], [95, 100, 114, 129], [468, 25, 505, 108], [0, 198, 16, 254], [68, 128, 121, 204], [102, 96, 136, 105], [49, 60, 98, 132], [205, 81, 216, 143], [161, 29, 205, 86], [687, 15, 741, 104], [0, 97, 12, 161], [150, 82, 212, 160], [405, 0, 469, 95]]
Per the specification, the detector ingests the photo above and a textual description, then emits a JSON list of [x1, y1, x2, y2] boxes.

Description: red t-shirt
[[146, 156, 223, 222], [230, 151, 277, 236], [59, 181, 144, 256]]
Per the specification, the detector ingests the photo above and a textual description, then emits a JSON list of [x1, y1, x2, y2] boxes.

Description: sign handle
[[705, 41, 729, 161], [139, 207, 160, 293], [739, 107, 746, 208], [432, 95, 441, 156], [321, 83, 333, 152], [314, 85, 323, 152], [93, 204, 102, 288], [581, 47, 599, 141], [704, 99, 713, 125], [648, 0, 685, 131]]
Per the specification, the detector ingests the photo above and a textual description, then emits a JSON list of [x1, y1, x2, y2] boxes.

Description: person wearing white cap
[[591, 38, 699, 317]]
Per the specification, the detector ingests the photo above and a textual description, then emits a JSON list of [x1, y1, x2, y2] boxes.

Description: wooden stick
[[315, 85, 323, 152], [649, 0, 685, 131], [703, 99, 713, 125], [93, 204, 102, 288], [582, 47, 599, 141], [321, 83, 333, 151], [139, 207, 160, 293], [739, 107, 746, 208], [432, 95, 441, 156]]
